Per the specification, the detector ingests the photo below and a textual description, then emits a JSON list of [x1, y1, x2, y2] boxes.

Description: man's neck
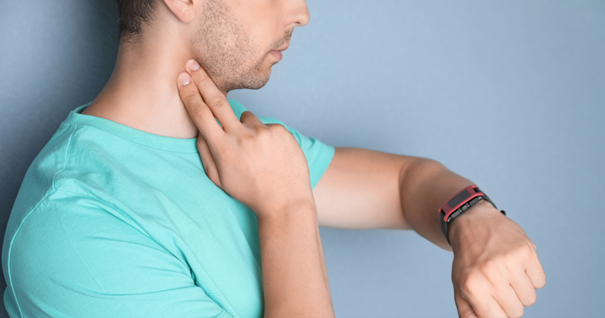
[[83, 37, 220, 139]]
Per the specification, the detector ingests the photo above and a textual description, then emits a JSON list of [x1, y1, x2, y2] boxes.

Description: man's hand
[[449, 200, 546, 318], [176, 59, 314, 219], [177, 59, 335, 318]]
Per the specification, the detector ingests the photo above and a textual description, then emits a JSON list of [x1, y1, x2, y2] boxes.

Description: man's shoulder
[[3, 120, 149, 260], [9, 121, 132, 215], [5, 187, 127, 250]]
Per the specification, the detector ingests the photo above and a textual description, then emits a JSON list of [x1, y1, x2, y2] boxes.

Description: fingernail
[[187, 59, 200, 71], [179, 72, 191, 86]]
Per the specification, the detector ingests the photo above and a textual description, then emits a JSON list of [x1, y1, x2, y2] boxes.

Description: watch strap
[[440, 187, 506, 245]]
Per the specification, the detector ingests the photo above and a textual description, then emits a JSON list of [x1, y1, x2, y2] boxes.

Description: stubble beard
[[192, 0, 289, 93]]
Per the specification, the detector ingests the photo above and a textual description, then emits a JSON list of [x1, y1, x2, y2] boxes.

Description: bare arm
[[313, 147, 545, 317], [314, 147, 475, 249], [313, 147, 410, 230], [258, 203, 333, 317], [177, 60, 334, 318]]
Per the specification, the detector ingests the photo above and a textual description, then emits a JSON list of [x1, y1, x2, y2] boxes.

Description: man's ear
[[162, 0, 196, 24]]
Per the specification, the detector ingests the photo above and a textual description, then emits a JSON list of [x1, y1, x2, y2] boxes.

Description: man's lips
[[270, 45, 288, 61], [270, 50, 283, 60]]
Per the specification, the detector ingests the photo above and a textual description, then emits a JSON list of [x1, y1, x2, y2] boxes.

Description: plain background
[[1, 1, 604, 317]]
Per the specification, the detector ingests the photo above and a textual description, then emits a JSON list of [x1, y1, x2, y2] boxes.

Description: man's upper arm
[[5, 191, 230, 318], [312, 147, 420, 230], [257, 117, 415, 230]]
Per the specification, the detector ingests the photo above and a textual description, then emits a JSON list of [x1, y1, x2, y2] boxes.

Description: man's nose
[[288, 0, 310, 27]]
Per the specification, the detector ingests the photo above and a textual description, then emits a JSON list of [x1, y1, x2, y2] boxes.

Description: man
[[2, 0, 545, 317]]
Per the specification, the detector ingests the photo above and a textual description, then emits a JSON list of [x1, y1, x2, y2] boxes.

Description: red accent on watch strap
[[439, 185, 485, 222]]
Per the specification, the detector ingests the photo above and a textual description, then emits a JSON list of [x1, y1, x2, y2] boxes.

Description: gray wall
[[1, 1, 604, 317]]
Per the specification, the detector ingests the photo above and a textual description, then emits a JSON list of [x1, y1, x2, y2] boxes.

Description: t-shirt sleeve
[[257, 117, 335, 189], [5, 191, 232, 318]]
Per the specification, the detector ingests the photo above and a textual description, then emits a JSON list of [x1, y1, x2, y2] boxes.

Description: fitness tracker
[[439, 185, 506, 245]]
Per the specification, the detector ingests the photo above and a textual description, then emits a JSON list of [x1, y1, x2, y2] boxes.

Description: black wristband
[[439, 187, 506, 245]]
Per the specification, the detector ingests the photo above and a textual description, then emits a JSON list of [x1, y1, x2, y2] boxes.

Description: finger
[[240, 111, 264, 128], [196, 131, 222, 188], [177, 72, 222, 141], [454, 290, 478, 318], [493, 285, 524, 318], [485, 296, 508, 318], [186, 59, 240, 131], [464, 290, 507, 318], [510, 269, 537, 307], [526, 251, 546, 289]]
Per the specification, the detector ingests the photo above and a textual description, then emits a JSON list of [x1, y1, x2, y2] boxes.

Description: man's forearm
[[314, 148, 544, 317], [398, 158, 480, 250], [258, 203, 335, 318]]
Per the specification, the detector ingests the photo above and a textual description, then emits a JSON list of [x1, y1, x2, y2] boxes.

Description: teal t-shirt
[[2, 99, 335, 318]]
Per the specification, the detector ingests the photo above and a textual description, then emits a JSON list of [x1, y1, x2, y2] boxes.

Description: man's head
[[117, 0, 310, 92]]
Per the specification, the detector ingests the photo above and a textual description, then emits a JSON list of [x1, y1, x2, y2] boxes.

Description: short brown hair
[[117, 0, 157, 41]]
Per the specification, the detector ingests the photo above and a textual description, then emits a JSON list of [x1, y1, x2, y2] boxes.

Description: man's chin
[[228, 80, 269, 92], [225, 70, 271, 92]]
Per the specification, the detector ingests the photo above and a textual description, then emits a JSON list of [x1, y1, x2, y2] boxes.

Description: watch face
[[448, 189, 471, 209]]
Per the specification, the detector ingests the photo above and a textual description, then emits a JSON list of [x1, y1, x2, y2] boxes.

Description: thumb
[[455, 290, 478, 318]]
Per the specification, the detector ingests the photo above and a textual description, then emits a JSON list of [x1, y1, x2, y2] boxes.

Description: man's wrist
[[256, 198, 317, 223], [447, 200, 504, 248]]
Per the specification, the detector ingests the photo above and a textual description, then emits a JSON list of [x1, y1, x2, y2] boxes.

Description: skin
[[178, 60, 334, 317], [83, 0, 546, 317], [191, 0, 293, 91]]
